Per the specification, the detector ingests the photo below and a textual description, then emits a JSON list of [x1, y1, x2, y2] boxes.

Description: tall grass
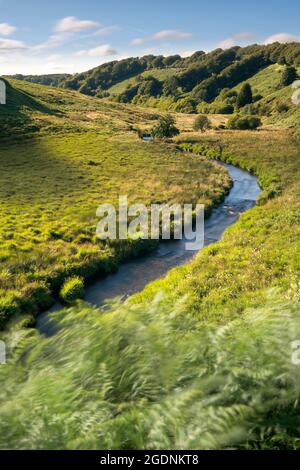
[[0, 292, 300, 450]]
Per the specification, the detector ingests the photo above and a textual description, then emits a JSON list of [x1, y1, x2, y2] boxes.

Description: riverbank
[[0, 132, 231, 331], [37, 162, 260, 334], [1, 127, 299, 450]]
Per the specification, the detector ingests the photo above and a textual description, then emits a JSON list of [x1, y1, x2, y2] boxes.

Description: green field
[[0, 79, 231, 328], [1, 60, 300, 450]]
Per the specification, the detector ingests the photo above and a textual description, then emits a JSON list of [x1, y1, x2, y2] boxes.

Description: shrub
[[21, 282, 53, 313], [228, 115, 262, 130], [60, 277, 84, 304], [193, 115, 211, 132], [151, 114, 180, 139], [280, 66, 298, 87], [237, 83, 253, 108], [276, 102, 290, 113], [174, 98, 197, 114], [0, 292, 21, 328], [215, 104, 234, 114]]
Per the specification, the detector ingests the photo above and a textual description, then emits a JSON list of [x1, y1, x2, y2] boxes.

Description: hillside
[[7, 73, 71, 87], [1, 44, 300, 450], [0, 78, 231, 330], [53, 43, 299, 121], [1, 116, 300, 449]]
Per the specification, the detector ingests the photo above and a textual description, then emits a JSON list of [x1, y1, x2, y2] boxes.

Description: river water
[[37, 162, 261, 335]]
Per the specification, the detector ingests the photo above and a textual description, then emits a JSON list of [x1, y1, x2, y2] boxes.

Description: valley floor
[[0, 79, 300, 450]]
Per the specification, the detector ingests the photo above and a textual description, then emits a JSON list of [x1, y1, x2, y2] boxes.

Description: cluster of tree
[[61, 55, 182, 96], [117, 76, 163, 103], [9, 74, 70, 87], [227, 115, 262, 130], [115, 43, 299, 106], [192, 53, 268, 103]]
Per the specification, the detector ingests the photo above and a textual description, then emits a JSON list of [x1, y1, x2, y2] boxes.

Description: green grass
[[0, 291, 300, 450], [211, 64, 300, 128], [0, 79, 231, 328], [134, 128, 300, 323], [1, 78, 300, 450]]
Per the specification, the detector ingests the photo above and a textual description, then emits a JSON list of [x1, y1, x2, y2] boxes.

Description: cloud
[[54, 16, 99, 34], [264, 33, 299, 45], [131, 29, 192, 46], [0, 38, 26, 52], [180, 50, 196, 58], [76, 44, 117, 57], [33, 34, 66, 53], [131, 37, 146, 46], [33, 17, 118, 54], [95, 25, 119, 36], [0, 23, 17, 36], [153, 30, 192, 41], [217, 32, 255, 49]]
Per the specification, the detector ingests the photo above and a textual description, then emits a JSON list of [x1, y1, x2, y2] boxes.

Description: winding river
[[37, 162, 261, 335]]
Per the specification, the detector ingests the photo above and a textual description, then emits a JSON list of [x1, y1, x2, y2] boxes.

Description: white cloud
[[33, 34, 66, 53], [218, 38, 236, 49], [131, 37, 146, 46], [54, 16, 99, 34], [95, 25, 119, 36], [264, 33, 299, 45], [131, 29, 192, 46], [217, 32, 255, 50], [153, 30, 192, 41], [76, 44, 117, 57], [0, 23, 17, 36], [33, 18, 117, 54], [180, 50, 196, 58], [0, 38, 26, 52]]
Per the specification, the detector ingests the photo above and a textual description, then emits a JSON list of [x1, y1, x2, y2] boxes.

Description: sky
[[0, 0, 299, 75]]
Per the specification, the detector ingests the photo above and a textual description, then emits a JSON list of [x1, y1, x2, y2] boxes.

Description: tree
[[193, 115, 211, 132], [151, 115, 180, 139], [227, 115, 261, 130], [237, 83, 253, 108], [163, 76, 179, 96], [280, 66, 298, 87]]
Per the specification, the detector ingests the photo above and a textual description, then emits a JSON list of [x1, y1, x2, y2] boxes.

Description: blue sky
[[0, 0, 299, 74]]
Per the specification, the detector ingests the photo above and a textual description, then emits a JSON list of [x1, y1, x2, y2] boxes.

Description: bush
[[174, 98, 197, 114], [237, 83, 253, 108], [0, 292, 21, 328], [228, 115, 262, 130], [60, 277, 84, 304], [151, 115, 180, 139], [276, 102, 290, 113], [193, 115, 211, 132], [215, 104, 234, 114], [21, 282, 53, 313]]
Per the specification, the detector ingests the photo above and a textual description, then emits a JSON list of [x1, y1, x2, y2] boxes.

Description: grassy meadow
[[0, 76, 300, 449], [0, 79, 231, 328]]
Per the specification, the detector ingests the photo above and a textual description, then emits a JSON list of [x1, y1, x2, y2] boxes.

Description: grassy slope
[[108, 67, 181, 96], [1, 125, 300, 449], [212, 64, 300, 128], [0, 79, 231, 328], [134, 126, 300, 323]]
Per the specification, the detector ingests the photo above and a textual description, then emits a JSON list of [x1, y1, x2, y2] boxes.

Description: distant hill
[[56, 42, 300, 126], [7, 73, 71, 87]]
